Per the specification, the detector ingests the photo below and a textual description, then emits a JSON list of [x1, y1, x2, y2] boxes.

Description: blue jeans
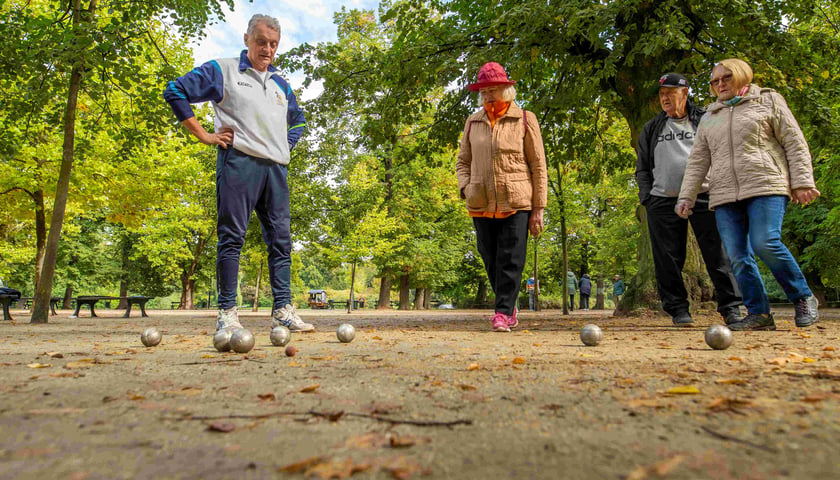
[[714, 195, 811, 315], [216, 147, 292, 310]]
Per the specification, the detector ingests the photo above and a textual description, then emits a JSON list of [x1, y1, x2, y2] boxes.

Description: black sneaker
[[794, 296, 819, 328], [722, 307, 742, 326], [672, 311, 694, 326], [728, 313, 776, 331]]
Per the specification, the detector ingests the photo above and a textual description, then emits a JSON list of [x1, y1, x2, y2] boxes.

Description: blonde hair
[[478, 85, 517, 105], [710, 58, 754, 96]]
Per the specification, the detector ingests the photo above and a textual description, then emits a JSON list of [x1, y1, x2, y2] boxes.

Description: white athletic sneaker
[[272, 304, 314, 332], [216, 306, 243, 331]]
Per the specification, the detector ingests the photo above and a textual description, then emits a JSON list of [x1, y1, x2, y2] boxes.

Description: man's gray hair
[[247, 14, 281, 36]]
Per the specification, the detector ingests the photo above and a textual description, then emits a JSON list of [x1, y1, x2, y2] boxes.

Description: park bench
[[71, 295, 154, 318], [0, 294, 60, 321]]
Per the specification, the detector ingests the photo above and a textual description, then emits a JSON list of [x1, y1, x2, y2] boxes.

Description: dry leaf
[[26, 408, 85, 415], [716, 378, 748, 385], [389, 435, 430, 448], [300, 384, 320, 393], [512, 357, 526, 365], [372, 336, 383, 340], [257, 393, 276, 401], [342, 433, 391, 449], [45, 352, 63, 358], [378, 455, 431, 480], [824, 347, 835, 351], [812, 369, 840, 380], [626, 465, 648, 480], [728, 356, 743, 362], [457, 384, 477, 391], [278, 456, 325, 473], [665, 386, 700, 395], [467, 363, 480, 371], [207, 422, 236, 433], [27, 363, 52, 369], [767, 357, 788, 366], [650, 455, 685, 476], [306, 458, 371, 479]]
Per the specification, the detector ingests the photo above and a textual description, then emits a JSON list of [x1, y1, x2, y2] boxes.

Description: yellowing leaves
[[664, 386, 700, 395], [27, 363, 52, 369]]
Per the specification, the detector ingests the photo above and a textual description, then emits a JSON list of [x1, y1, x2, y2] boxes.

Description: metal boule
[[580, 324, 602, 346], [141, 327, 162, 347]]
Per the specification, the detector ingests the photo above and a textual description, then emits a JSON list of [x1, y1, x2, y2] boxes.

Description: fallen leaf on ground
[[278, 456, 326, 473], [306, 458, 372, 480], [257, 393, 276, 401], [802, 393, 840, 402], [342, 432, 391, 449], [664, 386, 700, 395], [207, 422, 236, 433], [45, 352, 63, 358], [27, 363, 52, 369], [300, 384, 320, 393], [467, 363, 480, 371], [715, 378, 748, 385], [812, 369, 840, 380], [389, 434, 430, 448], [512, 357, 526, 365], [457, 384, 477, 391], [377, 455, 431, 480]]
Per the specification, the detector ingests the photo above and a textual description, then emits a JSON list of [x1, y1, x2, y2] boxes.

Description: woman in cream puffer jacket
[[456, 62, 547, 333], [677, 58, 821, 332]]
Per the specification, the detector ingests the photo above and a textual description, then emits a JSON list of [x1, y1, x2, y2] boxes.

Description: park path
[[1, 307, 839, 479]]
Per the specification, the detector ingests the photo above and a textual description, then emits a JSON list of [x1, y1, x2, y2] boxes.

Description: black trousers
[[473, 211, 529, 315], [646, 195, 742, 317]]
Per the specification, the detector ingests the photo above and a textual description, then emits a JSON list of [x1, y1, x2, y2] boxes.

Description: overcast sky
[[186, 0, 380, 99]]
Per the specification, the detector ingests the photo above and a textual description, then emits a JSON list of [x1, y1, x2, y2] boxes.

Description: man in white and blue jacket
[[163, 14, 314, 334]]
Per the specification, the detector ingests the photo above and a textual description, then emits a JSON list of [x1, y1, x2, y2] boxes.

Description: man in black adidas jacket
[[636, 72, 742, 327]]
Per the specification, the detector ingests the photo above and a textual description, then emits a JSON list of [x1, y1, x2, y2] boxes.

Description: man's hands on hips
[[181, 117, 234, 149], [202, 127, 234, 149]]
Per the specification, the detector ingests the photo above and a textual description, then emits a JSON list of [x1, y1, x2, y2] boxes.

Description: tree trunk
[[617, 206, 659, 313], [561, 213, 569, 316], [252, 259, 263, 312], [413, 288, 423, 310], [349, 261, 356, 313], [117, 280, 128, 309], [422, 288, 430, 309], [474, 277, 488, 306], [398, 274, 410, 310], [31, 0, 95, 323], [32, 189, 46, 289], [595, 276, 605, 310], [179, 274, 195, 310], [62, 285, 73, 309], [377, 274, 392, 309]]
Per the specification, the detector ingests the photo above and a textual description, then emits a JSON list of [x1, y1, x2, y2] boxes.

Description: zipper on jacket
[[490, 119, 498, 212], [728, 106, 740, 199]]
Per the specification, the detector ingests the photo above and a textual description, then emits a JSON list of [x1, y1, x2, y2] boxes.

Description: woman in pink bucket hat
[[456, 62, 548, 332]]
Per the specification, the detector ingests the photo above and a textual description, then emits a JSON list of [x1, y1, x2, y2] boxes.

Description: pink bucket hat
[[467, 62, 516, 92]]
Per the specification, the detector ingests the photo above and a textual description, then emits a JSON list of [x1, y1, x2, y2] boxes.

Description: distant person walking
[[566, 271, 578, 311], [612, 275, 626, 305], [456, 62, 547, 332], [677, 58, 820, 331], [164, 14, 314, 335], [578, 273, 592, 311], [526, 277, 538, 311]]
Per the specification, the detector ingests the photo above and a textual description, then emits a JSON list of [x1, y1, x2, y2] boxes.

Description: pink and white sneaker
[[492, 312, 511, 332], [508, 307, 519, 329]]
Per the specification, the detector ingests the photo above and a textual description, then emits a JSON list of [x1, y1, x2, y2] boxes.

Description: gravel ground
[[0, 307, 838, 480]]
